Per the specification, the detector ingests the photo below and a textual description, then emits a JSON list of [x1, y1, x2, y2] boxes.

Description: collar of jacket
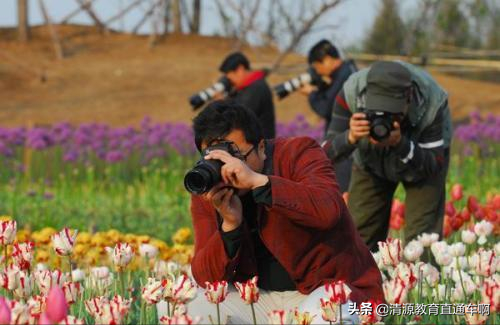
[[235, 70, 267, 91]]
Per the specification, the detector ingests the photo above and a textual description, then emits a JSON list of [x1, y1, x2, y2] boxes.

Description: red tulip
[[491, 194, 500, 210], [467, 196, 479, 214], [443, 215, 453, 238], [450, 214, 464, 231], [445, 202, 456, 218], [450, 184, 463, 201], [461, 208, 471, 222], [390, 214, 405, 230], [391, 199, 405, 219], [0, 297, 11, 325], [45, 286, 68, 323]]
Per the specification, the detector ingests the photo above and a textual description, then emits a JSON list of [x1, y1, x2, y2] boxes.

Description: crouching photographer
[[175, 99, 384, 324], [322, 61, 453, 251]]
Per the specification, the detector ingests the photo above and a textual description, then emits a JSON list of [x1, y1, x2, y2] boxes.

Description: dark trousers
[[347, 152, 449, 252], [333, 158, 352, 193]]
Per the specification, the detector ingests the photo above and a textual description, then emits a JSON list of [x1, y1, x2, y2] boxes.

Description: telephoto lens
[[273, 67, 323, 99], [189, 76, 232, 110]]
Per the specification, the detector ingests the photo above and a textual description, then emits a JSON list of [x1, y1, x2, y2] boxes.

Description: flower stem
[[250, 302, 257, 325], [167, 301, 171, 318], [339, 303, 343, 325], [217, 303, 221, 325], [3, 245, 7, 268], [68, 256, 73, 281]]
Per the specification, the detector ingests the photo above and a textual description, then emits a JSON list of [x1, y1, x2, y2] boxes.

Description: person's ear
[[258, 139, 266, 160]]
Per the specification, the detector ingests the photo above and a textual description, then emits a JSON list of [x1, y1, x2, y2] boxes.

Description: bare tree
[[270, 0, 345, 71], [171, 0, 182, 33], [192, 0, 201, 33], [18, 0, 29, 42], [74, 0, 107, 32], [38, 0, 64, 59]]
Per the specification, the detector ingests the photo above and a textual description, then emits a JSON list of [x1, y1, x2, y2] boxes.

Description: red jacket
[[190, 136, 384, 304]]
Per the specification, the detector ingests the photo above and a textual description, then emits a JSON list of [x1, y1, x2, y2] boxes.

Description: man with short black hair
[[179, 99, 384, 324], [323, 60, 453, 251], [299, 40, 357, 192], [218, 52, 276, 139]]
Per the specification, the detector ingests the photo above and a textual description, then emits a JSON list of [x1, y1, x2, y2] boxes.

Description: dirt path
[[1, 25, 498, 128]]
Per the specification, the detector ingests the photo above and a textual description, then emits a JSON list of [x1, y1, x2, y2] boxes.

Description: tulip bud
[[45, 286, 68, 323], [451, 184, 463, 201], [325, 280, 352, 305]]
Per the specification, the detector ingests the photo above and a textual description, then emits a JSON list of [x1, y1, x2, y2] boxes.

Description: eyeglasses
[[207, 139, 255, 161]]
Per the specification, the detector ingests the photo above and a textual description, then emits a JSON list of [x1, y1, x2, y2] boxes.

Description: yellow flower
[[172, 228, 192, 244], [35, 250, 50, 263], [85, 249, 101, 266], [90, 234, 107, 247], [136, 235, 150, 244], [106, 229, 121, 243], [77, 232, 92, 244], [123, 234, 136, 244], [73, 244, 88, 257], [16, 229, 31, 242], [0, 216, 12, 222]]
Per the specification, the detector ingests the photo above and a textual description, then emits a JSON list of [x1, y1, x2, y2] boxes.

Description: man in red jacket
[[184, 100, 383, 324]]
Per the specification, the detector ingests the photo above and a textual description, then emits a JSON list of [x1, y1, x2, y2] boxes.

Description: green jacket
[[341, 61, 452, 183]]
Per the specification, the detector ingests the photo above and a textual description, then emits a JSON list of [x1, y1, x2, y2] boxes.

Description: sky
[[0, 0, 419, 50]]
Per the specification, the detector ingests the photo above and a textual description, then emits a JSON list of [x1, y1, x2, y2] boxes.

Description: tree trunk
[[38, 0, 64, 59], [192, 0, 201, 34], [172, 0, 182, 33], [18, 0, 29, 42]]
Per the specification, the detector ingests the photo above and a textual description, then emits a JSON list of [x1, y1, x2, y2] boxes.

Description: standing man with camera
[[180, 100, 384, 324], [322, 61, 453, 251], [217, 52, 276, 139], [299, 40, 357, 192]]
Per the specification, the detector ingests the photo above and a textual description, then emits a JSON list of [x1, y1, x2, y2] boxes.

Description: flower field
[[0, 112, 497, 324]]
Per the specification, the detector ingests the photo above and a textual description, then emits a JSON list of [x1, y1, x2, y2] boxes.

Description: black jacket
[[309, 60, 357, 134], [231, 76, 276, 139]]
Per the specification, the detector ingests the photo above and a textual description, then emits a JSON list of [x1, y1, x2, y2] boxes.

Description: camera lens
[[184, 159, 223, 194], [370, 118, 391, 141]]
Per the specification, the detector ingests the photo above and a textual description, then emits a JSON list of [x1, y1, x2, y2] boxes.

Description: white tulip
[[418, 233, 439, 247], [404, 240, 424, 262], [461, 230, 476, 245]]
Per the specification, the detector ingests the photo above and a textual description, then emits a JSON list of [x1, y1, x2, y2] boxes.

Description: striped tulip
[[159, 314, 201, 325], [52, 228, 77, 256], [234, 276, 259, 304], [359, 300, 382, 325], [12, 242, 35, 271], [475, 249, 497, 277], [59, 316, 85, 325], [319, 298, 338, 323], [1, 265, 20, 291], [204, 280, 229, 304], [35, 269, 67, 296], [62, 282, 81, 305], [13, 271, 33, 300], [84, 296, 109, 318], [141, 277, 165, 305], [27, 295, 46, 323], [0, 220, 17, 245], [378, 238, 403, 267], [172, 274, 197, 304], [268, 310, 292, 325], [110, 242, 134, 268], [481, 278, 499, 312], [325, 280, 352, 305], [383, 276, 408, 304], [293, 309, 315, 325]]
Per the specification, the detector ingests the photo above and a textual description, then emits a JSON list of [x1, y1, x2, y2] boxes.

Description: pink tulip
[[325, 280, 352, 305], [204, 280, 229, 304], [39, 312, 52, 325], [234, 276, 259, 304], [0, 297, 11, 325], [45, 286, 68, 323], [451, 184, 463, 201]]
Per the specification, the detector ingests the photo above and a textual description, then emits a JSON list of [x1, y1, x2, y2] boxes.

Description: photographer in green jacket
[[322, 61, 453, 251]]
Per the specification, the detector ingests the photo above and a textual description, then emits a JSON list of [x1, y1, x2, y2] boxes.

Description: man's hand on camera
[[204, 150, 269, 190], [370, 121, 402, 147], [299, 84, 317, 96], [203, 183, 242, 232], [348, 113, 370, 144]]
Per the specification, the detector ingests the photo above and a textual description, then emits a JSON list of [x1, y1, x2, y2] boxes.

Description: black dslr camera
[[189, 76, 232, 110], [273, 67, 326, 99], [184, 142, 239, 194], [362, 110, 402, 142]]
